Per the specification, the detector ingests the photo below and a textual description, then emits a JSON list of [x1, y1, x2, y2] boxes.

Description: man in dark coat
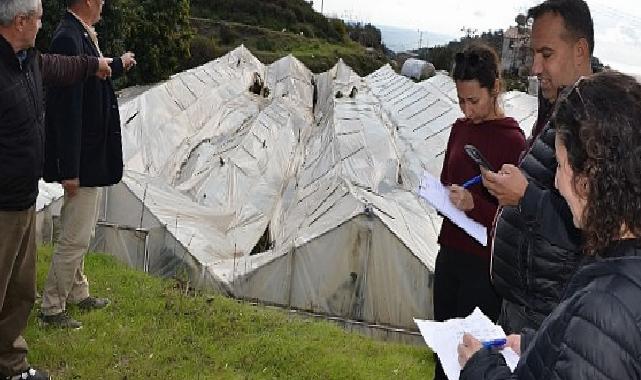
[[480, 0, 593, 334], [0, 0, 110, 378], [40, 0, 136, 329]]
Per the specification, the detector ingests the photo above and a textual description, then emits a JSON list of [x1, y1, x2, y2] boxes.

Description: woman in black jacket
[[457, 70, 641, 380]]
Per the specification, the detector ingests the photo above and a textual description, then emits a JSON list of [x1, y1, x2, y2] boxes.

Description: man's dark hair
[[528, 0, 594, 55]]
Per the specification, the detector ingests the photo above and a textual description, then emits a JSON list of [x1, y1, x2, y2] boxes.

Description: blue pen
[[462, 175, 482, 189], [481, 338, 507, 349]]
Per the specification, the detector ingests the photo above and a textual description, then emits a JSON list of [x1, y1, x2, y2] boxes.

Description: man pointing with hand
[[40, 0, 136, 329]]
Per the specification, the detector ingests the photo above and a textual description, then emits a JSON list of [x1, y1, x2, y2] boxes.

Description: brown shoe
[[76, 296, 110, 311], [39, 311, 82, 329]]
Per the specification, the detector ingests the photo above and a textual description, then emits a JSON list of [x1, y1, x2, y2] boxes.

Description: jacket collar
[[62, 11, 100, 57], [565, 239, 641, 295], [0, 33, 35, 71]]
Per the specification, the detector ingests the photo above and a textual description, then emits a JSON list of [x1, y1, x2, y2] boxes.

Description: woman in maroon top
[[432, 44, 526, 380]]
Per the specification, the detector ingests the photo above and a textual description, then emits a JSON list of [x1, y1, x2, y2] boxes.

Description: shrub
[[188, 35, 217, 67]]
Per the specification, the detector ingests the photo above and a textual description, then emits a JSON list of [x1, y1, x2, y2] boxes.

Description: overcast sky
[[313, 0, 641, 74]]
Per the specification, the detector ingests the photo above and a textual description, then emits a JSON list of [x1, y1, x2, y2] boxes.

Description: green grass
[[191, 19, 389, 76], [26, 246, 433, 379]]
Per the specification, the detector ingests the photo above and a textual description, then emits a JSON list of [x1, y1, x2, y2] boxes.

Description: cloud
[[316, 0, 641, 74], [617, 25, 640, 44]]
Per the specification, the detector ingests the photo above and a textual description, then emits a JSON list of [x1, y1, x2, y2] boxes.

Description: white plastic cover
[[401, 58, 435, 81], [36, 47, 538, 329]]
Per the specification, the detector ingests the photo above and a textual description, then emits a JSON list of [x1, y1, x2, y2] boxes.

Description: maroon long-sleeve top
[[438, 117, 526, 259]]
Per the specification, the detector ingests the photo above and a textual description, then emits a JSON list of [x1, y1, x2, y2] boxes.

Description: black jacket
[[44, 12, 124, 187], [462, 239, 641, 380], [491, 96, 582, 331], [0, 34, 97, 211]]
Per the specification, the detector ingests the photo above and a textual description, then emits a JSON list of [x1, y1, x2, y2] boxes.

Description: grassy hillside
[[190, 18, 389, 75], [187, 0, 390, 75], [190, 0, 345, 42], [26, 246, 434, 379]]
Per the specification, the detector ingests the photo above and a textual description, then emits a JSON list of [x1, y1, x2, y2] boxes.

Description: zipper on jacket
[[24, 63, 45, 168], [523, 223, 534, 295], [24, 70, 38, 119], [489, 207, 502, 283]]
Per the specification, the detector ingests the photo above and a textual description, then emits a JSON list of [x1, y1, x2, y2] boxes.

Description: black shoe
[[4, 367, 51, 380], [39, 311, 82, 329], [76, 296, 110, 311]]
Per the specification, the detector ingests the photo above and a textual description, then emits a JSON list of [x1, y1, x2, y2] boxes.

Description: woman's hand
[[449, 184, 474, 211], [505, 334, 521, 355], [458, 333, 483, 368]]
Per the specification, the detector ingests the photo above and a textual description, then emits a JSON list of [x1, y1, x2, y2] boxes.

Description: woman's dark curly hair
[[553, 71, 641, 255]]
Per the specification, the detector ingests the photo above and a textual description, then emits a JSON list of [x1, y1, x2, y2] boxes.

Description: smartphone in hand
[[464, 145, 495, 172]]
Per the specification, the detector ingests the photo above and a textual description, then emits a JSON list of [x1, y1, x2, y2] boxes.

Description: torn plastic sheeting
[[85, 47, 539, 329]]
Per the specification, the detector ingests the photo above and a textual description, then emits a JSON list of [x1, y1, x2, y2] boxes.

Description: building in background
[[501, 15, 532, 78]]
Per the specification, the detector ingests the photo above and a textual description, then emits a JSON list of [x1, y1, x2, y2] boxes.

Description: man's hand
[[62, 178, 80, 198], [481, 164, 528, 206], [458, 333, 483, 368], [96, 57, 113, 79], [449, 184, 474, 211], [121, 51, 136, 71]]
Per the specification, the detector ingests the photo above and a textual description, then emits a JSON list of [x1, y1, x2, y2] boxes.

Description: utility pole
[[321, 0, 324, 14], [418, 31, 423, 51]]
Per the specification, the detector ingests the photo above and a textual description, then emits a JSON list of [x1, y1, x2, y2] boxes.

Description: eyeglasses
[[559, 76, 590, 119]]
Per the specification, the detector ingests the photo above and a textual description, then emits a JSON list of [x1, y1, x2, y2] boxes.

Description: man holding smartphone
[[481, 0, 593, 336]]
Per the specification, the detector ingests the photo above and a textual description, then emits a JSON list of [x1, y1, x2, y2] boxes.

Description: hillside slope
[[188, 0, 389, 75], [191, 18, 389, 75]]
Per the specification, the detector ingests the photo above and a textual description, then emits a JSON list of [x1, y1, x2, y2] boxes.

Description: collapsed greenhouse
[[36, 46, 537, 331]]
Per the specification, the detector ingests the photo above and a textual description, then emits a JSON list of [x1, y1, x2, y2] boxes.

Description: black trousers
[[432, 247, 501, 380]]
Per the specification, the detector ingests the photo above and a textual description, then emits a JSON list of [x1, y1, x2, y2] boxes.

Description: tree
[[38, 0, 193, 87], [37, 0, 67, 51], [515, 14, 527, 27], [346, 22, 384, 50], [126, 0, 193, 85], [330, 18, 348, 43], [187, 35, 217, 68], [428, 46, 456, 71]]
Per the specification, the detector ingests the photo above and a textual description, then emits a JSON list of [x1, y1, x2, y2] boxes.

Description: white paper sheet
[[417, 172, 487, 246], [414, 308, 519, 380]]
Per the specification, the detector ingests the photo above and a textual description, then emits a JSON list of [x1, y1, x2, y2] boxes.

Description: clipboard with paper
[[414, 308, 520, 380], [417, 171, 487, 246]]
